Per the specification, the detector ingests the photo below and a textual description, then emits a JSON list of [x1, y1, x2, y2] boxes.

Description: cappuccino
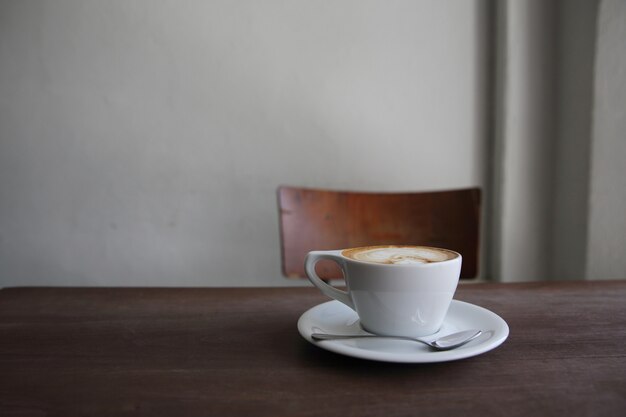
[[342, 245, 457, 265]]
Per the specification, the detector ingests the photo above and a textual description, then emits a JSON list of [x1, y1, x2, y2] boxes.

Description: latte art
[[342, 245, 457, 265]]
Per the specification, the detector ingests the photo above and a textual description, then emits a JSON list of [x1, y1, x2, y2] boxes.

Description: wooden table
[[1, 281, 625, 416]]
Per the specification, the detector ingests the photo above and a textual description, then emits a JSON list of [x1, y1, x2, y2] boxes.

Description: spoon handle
[[310, 329, 483, 350]]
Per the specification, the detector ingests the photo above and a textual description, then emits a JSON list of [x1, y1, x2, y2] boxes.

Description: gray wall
[[0, 1, 490, 286]]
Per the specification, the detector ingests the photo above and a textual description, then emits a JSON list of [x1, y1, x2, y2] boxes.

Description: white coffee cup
[[305, 245, 462, 337]]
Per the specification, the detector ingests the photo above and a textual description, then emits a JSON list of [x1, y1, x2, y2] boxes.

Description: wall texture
[[0, 1, 489, 286]]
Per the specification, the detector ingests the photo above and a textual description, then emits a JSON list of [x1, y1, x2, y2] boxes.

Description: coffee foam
[[342, 245, 457, 265]]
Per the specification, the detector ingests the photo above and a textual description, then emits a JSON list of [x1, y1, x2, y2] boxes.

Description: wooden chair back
[[277, 186, 481, 280]]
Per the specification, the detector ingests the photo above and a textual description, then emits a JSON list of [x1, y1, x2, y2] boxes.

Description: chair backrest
[[277, 186, 481, 280]]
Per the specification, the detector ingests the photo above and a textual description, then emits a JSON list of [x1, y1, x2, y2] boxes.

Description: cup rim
[[339, 245, 461, 267]]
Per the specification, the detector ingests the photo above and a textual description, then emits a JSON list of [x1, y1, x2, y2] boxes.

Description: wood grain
[[0, 281, 625, 417]]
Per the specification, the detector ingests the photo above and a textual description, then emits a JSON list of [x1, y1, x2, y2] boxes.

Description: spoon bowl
[[311, 329, 482, 351]]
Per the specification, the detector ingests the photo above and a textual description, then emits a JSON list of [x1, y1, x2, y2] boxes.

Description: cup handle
[[304, 251, 355, 310]]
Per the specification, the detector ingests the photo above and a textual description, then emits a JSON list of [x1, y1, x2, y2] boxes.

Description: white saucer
[[298, 300, 509, 363]]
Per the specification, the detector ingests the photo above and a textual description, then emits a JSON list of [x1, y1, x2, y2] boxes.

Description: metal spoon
[[311, 329, 482, 351]]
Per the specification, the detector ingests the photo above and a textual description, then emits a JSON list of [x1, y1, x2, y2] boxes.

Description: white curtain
[[490, 0, 626, 282]]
